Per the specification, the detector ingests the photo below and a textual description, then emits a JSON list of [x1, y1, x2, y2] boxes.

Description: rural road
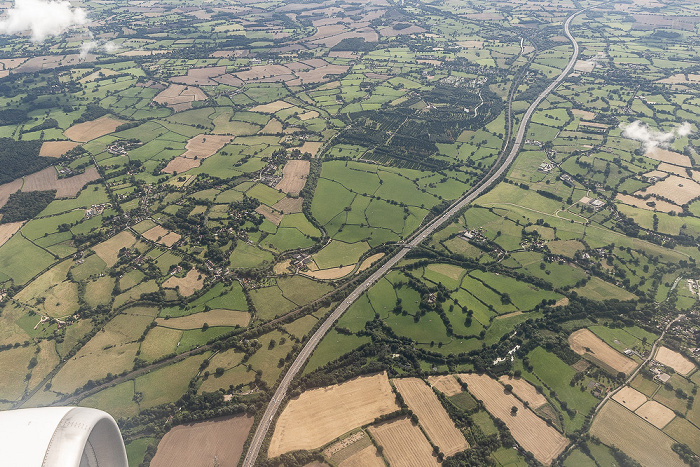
[[593, 313, 685, 414], [241, 9, 584, 466]]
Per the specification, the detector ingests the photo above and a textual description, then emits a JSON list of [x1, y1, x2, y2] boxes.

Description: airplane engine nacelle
[[0, 407, 127, 467]]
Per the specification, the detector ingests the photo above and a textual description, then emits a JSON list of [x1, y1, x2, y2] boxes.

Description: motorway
[[241, 9, 583, 466]]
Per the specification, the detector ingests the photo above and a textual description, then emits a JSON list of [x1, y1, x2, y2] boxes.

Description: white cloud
[[0, 0, 86, 42], [79, 40, 96, 59], [103, 41, 117, 53], [621, 120, 693, 152]]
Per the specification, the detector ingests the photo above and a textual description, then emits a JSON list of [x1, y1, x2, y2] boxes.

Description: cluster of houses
[[85, 203, 109, 219]]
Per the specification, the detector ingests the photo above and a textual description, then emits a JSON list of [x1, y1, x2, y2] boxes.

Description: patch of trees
[[0, 109, 28, 125], [0, 138, 51, 184], [24, 118, 59, 133], [73, 104, 109, 124], [0, 190, 55, 223], [331, 37, 376, 52]]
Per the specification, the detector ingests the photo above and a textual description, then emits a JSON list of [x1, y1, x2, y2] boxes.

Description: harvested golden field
[[591, 401, 685, 467], [427, 375, 462, 397], [498, 375, 547, 409], [574, 60, 596, 72], [0, 178, 22, 209], [369, 418, 439, 467], [298, 110, 319, 121], [142, 225, 181, 247], [142, 225, 169, 242], [171, 66, 227, 86], [236, 64, 293, 82], [151, 414, 254, 467], [92, 231, 136, 267], [358, 253, 384, 272], [300, 141, 324, 157], [156, 309, 249, 329], [0, 221, 23, 248], [268, 372, 399, 457], [338, 445, 384, 467], [259, 118, 283, 135], [569, 328, 637, 375], [272, 197, 303, 214], [64, 116, 124, 142], [181, 134, 233, 160], [39, 141, 81, 158], [616, 194, 681, 214], [392, 377, 469, 456], [256, 205, 282, 225], [657, 73, 700, 84], [572, 109, 595, 120], [635, 400, 675, 429], [654, 346, 695, 375], [162, 156, 199, 174], [302, 265, 355, 280], [22, 166, 100, 198], [641, 174, 700, 206], [612, 386, 647, 411], [250, 100, 292, 113], [162, 269, 205, 297], [459, 373, 569, 465], [276, 160, 310, 195], [153, 84, 207, 109], [645, 147, 692, 167]]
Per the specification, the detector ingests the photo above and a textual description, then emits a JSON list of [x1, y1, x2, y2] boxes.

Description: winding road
[[241, 9, 584, 466]]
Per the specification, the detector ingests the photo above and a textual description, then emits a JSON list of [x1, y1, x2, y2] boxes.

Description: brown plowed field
[[459, 373, 568, 465], [22, 166, 100, 198], [654, 346, 695, 375], [635, 400, 675, 429], [392, 377, 469, 456], [612, 386, 647, 411], [151, 414, 254, 467], [569, 328, 637, 375], [369, 417, 439, 467], [275, 160, 309, 195], [498, 375, 548, 409], [591, 401, 685, 467], [268, 372, 399, 457], [39, 141, 81, 158], [64, 116, 124, 142], [427, 375, 462, 396]]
